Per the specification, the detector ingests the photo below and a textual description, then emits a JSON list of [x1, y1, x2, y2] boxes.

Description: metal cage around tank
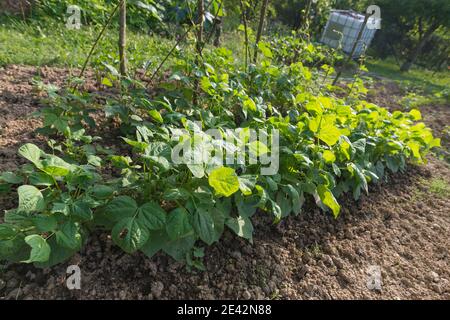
[[320, 9, 380, 58]]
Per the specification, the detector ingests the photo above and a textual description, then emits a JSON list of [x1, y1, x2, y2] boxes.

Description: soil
[[0, 65, 449, 300]]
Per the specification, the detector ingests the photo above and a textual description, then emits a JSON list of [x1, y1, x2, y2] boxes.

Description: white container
[[320, 10, 380, 58]]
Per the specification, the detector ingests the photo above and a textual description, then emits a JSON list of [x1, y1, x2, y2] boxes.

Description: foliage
[[267, 32, 343, 67], [32, 0, 166, 31], [0, 37, 440, 268]]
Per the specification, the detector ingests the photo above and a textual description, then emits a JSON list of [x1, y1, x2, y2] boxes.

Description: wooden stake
[[119, 0, 127, 76]]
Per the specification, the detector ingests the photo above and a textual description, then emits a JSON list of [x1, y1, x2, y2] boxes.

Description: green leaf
[[187, 163, 205, 179], [270, 200, 282, 221], [87, 155, 102, 167], [166, 208, 193, 240], [407, 141, 422, 160], [192, 208, 216, 245], [29, 172, 54, 186], [306, 101, 323, 116], [248, 141, 269, 156], [238, 175, 257, 196], [102, 77, 113, 87], [347, 163, 368, 194], [340, 138, 352, 160], [137, 202, 166, 230], [23, 235, 51, 263], [243, 97, 257, 112], [0, 172, 23, 184], [322, 150, 336, 163], [91, 185, 114, 199], [226, 216, 254, 243], [162, 235, 196, 262], [56, 222, 82, 250], [318, 123, 341, 147], [352, 139, 366, 155], [112, 217, 149, 254], [409, 109, 422, 121], [18, 185, 45, 213], [208, 167, 240, 197], [41, 155, 73, 176], [71, 201, 93, 221], [0, 236, 29, 262], [236, 194, 258, 218], [149, 109, 164, 124], [286, 185, 303, 215], [18, 143, 42, 166], [51, 202, 70, 215], [35, 237, 77, 268], [210, 206, 226, 240], [53, 118, 68, 133], [105, 196, 138, 222], [276, 192, 292, 218], [0, 224, 17, 240], [140, 229, 167, 258], [317, 185, 340, 218], [163, 188, 191, 201], [32, 215, 57, 232], [258, 42, 273, 58]]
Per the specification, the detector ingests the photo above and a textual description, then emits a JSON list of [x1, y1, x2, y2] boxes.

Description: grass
[[0, 16, 250, 83], [428, 178, 450, 198], [0, 17, 178, 73], [366, 57, 450, 95], [414, 178, 450, 200]]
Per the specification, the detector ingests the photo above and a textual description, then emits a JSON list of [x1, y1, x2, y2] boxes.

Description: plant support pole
[[332, 13, 370, 86], [253, 0, 270, 63], [240, 0, 250, 70], [193, 0, 205, 106], [145, 1, 215, 86], [119, 0, 127, 76], [79, 1, 121, 77]]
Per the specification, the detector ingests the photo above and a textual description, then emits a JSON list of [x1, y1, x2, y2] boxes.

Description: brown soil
[[0, 66, 449, 300]]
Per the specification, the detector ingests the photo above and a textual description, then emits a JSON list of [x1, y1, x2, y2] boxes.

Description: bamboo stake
[[119, 0, 127, 76], [79, 1, 121, 78]]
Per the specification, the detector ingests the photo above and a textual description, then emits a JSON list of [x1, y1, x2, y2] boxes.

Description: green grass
[[414, 178, 450, 200], [428, 178, 450, 197], [366, 57, 450, 95], [0, 18, 175, 73], [0, 17, 248, 80]]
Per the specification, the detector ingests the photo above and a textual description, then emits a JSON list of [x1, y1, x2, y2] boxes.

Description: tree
[[373, 0, 450, 72]]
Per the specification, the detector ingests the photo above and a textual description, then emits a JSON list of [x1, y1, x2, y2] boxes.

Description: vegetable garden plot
[[0, 41, 440, 269]]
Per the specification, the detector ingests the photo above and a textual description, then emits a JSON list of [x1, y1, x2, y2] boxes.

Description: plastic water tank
[[320, 10, 380, 58]]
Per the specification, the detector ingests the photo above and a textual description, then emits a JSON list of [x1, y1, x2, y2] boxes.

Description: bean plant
[[0, 39, 440, 269]]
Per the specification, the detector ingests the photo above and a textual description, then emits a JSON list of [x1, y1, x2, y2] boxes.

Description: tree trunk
[[400, 22, 439, 72], [253, 0, 270, 63], [119, 0, 127, 76]]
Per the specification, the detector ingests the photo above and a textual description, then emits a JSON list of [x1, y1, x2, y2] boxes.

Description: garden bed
[[0, 65, 449, 300]]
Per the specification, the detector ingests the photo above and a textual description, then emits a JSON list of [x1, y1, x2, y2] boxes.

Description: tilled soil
[[0, 65, 449, 300]]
